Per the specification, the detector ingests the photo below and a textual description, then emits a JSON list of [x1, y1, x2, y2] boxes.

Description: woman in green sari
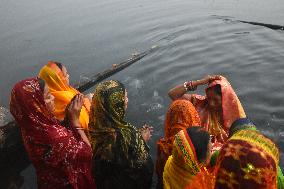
[[88, 80, 153, 189]]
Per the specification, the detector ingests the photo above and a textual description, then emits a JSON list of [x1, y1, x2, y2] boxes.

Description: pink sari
[[184, 76, 246, 148]]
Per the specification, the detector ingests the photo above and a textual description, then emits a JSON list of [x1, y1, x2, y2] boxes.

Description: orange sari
[[186, 76, 246, 147], [39, 61, 91, 129], [156, 99, 200, 189]]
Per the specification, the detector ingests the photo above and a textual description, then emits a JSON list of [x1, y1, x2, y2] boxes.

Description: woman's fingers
[[204, 74, 222, 83], [143, 124, 153, 129], [68, 97, 75, 111], [145, 127, 154, 134], [78, 94, 84, 108], [210, 75, 222, 80], [216, 75, 222, 79], [73, 95, 79, 109], [141, 125, 154, 135], [73, 94, 84, 111]]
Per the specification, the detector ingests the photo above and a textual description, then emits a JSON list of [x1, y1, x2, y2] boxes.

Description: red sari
[[214, 130, 279, 189], [10, 77, 96, 189]]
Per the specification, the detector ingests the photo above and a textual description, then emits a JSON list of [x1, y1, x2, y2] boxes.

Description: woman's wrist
[[70, 119, 81, 128], [196, 78, 207, 85], [184, 81, 197, 91], [192, 80, 199, 89], [75, 127, 85, 131], [76, 129, 91, 146]]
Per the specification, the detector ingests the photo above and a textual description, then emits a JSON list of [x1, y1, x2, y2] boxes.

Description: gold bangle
[[75, 127, 84, 131]]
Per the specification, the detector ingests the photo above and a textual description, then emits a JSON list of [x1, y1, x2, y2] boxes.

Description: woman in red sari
[[155, 99, 201, 189], [10, 77, 96, 189], [214, 118, 279, 189], [168, 75, 246, 150]]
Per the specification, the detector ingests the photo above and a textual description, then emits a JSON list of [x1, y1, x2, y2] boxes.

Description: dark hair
[[38, 78, 45, 92], [54, 62, 63, 71], [207, 85, 222, 97], [213, 85, 221, 96], [186, 127, 210, 162], [229, 118, 257, 137]]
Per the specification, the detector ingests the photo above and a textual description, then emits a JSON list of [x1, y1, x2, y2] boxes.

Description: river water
[[1, 0, 284, 188]]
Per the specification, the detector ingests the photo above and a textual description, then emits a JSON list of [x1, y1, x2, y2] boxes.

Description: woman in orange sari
[[39, 61, 91, 129], [156, 99, 200, 189], [168, 75, 246, 150]]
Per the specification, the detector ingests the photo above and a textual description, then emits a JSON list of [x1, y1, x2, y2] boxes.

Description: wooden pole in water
[[76, 45, 158, 92], [238, 20, 284, 30], [0, 45, 158, 187]]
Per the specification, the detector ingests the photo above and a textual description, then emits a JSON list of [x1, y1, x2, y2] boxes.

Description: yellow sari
[[39, 61, 90, 129], [163, 129, 206, 189]]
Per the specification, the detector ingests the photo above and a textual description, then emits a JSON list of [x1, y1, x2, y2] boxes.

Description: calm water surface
[[0, 0, 284, 188]]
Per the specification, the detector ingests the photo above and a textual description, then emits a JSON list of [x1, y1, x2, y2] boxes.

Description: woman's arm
[[67, 94, 91, 146], [168, 75, 222, 100]]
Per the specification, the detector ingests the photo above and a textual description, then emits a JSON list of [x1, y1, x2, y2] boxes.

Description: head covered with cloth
[[163, 127, 211, 189], [156, 99, 201, 188], [39, 61, 91, 129], [214, 118, 279, 189], [10, 77, 95, 188], [89, 80, 153, 189]]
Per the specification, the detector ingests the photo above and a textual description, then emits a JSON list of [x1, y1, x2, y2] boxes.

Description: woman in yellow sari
[[163, 127, 212, 189], [39, 61, 91, 129]]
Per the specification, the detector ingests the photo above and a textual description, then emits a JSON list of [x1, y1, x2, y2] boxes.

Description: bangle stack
[[184, 81, 197, 91]]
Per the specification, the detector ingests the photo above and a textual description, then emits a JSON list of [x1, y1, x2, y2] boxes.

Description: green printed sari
[[88, 80, 153, 189]]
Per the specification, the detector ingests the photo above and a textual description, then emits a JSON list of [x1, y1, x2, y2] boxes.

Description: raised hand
[[200, 75, 222, 85], [67, 94, 84, 128], [140, 124, 154, 142]]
